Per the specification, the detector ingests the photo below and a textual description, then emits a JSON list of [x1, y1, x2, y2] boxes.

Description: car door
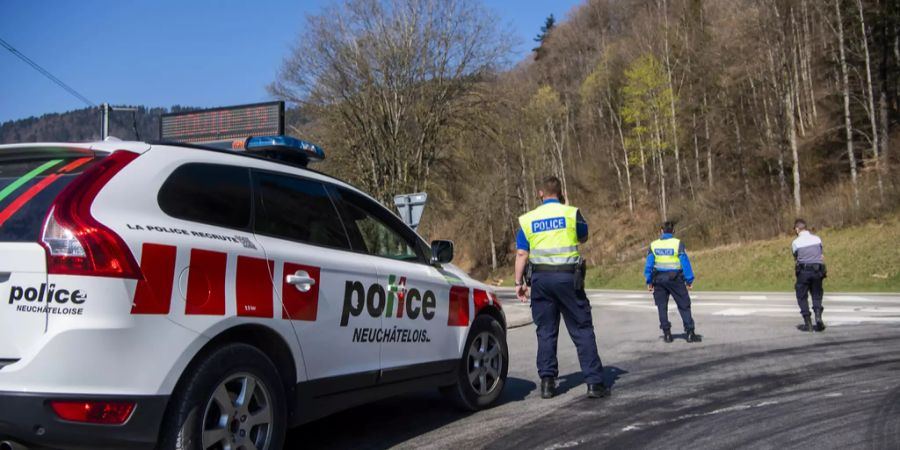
[[330, 188, 464, 380], [250, 169, 382, 390]]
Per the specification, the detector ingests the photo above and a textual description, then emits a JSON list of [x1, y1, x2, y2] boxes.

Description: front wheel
[[158, 343, 287, 450], [442, 315, 509, 410]]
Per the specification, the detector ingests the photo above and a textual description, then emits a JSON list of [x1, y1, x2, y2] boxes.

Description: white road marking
[[544, 439, 585, 450], [739, 295, 768, 300], [713, 309, 756, 316], [621, 400, 781, 433]]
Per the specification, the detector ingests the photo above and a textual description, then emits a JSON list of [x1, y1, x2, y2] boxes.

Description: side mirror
[[431, 240, 454, 264]]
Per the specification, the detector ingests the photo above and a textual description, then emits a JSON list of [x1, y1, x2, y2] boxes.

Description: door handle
[[286, 271, 316, 293]]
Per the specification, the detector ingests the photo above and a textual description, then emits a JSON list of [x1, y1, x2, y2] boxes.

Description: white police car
[[0, 111, 508, 449]]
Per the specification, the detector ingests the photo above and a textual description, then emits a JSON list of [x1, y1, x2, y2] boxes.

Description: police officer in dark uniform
[[792, 219, 826, 332], [644, 221, 699, 343], [514, 176, 608, 399]]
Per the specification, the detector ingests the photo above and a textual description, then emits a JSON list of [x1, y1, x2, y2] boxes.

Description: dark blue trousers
[[530, 271, 604, 384], [795, 269, 824, 317], [652, 272, 695, 331]]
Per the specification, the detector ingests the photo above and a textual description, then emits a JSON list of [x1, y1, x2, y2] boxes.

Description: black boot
[[541, 377, 556, 399], [814, 310, 826, 332], [663, 328, 674, 343], [686, 329, 700, 343], [799, 316, 813, 332], [587, 383, 609, 399]]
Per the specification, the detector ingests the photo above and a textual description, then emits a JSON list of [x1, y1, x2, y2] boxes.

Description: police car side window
[[332, 188, 422, 262], [158, 163, 251, 230], [252, 171, 352, 250]]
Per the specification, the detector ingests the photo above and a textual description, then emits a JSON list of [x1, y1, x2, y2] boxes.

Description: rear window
[[0, 154, 99, 242], [158, 163, 252, 230]]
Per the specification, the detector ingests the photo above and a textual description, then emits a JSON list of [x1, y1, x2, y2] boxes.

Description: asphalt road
[[287, 290, 900, 449]]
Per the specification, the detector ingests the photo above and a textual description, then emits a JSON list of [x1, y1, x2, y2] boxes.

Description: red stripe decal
[[448, 286, 470, 327], [473, 289, 489, 312], [0, 174, 61, 226], [185, 249, 227, 316], [132, 243, 177, 314], [236, 256, 274, 318], [58, 157, 94, 173], [281, 262, 320, 321], [0, 157, 94, 227]]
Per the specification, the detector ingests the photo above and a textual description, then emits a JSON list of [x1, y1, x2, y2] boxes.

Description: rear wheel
[[158, 343, 286, 450], [442, 315, 508, 410]]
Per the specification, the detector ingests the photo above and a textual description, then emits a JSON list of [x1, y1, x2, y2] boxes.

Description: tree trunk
[[835, 0, 861, 208], [661, 0, 682, 190], [703, 92, 713, 188], [489, 221, 497, 272], [692, 112, 702, 183], [637, 119, 649, 189], [801, 0, 818, 122], [787, 89, 802, 215], [607, 105, 635, 214], [791, 6, 807, 136], [857, 0, 884, 201], [734, 109, 751, 200], [654, 114, 668, 220], [763, 93, 788, 200]]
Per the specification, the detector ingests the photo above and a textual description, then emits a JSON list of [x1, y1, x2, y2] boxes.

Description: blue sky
[[0, 0, 581, 123]]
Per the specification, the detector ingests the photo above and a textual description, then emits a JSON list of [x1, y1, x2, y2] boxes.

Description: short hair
[[541, 176, 562, 197], [794, 219, 807, 230], [662, 221, 675, 234]]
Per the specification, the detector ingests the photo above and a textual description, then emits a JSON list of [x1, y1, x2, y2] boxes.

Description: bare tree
[[857, 0, 884, 201], [270, 0, 511, 203], [835, 0, 861, 207]]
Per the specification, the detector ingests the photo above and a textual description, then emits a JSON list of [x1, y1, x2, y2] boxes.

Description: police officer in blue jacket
[[644, 221, 699, 343]]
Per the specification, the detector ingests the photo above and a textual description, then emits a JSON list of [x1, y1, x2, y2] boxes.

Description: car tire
[[158, 343, 287, 450], [442, 314, 508, 411]]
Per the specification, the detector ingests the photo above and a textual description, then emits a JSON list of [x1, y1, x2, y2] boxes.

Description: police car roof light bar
[[241, 135, 326, 167]]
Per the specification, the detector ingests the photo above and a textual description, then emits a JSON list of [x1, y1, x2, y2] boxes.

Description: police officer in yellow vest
[[644, 221, 699, 343], [515, 176, 608, 399]]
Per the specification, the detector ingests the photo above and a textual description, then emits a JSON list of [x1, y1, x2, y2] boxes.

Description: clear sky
[[0, 0, 582, 123]]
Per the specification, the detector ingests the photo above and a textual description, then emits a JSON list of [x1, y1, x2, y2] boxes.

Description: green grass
[[585, 215, 900, 292]]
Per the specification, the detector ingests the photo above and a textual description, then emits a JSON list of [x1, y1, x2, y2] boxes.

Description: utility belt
[[525, 259, 587, 290], [796, 262, 827, 278], [652, 269, 684, 283], [531, 264, 578, 273]]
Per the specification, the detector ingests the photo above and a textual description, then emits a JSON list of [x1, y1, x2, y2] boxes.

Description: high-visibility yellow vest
[[518, 202, 581, 265], [650, 238, 682, 271]]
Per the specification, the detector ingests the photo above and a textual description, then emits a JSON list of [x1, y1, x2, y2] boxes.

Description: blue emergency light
[[241, 135, 326, 167]]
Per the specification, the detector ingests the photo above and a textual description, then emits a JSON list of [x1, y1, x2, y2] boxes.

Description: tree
[[533, 14, 556, 60], [270, 0, 511, 204], [835, 0, 861, 207], [526, 86, 570, 201], [621, 53, 675, 220]]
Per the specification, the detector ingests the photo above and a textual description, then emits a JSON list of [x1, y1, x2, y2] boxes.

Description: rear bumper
[[0, 391, 167, 450]]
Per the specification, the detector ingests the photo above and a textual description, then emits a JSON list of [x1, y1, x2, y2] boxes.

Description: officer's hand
[[687, 284, 693, 291], [647, 284, 654, 293], [516, 284, 528, 302]]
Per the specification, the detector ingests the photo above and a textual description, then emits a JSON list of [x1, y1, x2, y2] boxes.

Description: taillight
[[50, 400, 136, 425], [41, 150, 142, 279]]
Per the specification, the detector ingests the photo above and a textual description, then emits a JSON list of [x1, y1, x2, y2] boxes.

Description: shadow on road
[[286, 377, 537, 449], [554, 366, 629, 395]]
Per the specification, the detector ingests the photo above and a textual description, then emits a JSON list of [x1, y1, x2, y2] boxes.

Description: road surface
[[287, 290, 900, 449]]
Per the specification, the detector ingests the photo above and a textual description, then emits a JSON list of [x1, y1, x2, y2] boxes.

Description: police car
[[0, 103, 508, 450]]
